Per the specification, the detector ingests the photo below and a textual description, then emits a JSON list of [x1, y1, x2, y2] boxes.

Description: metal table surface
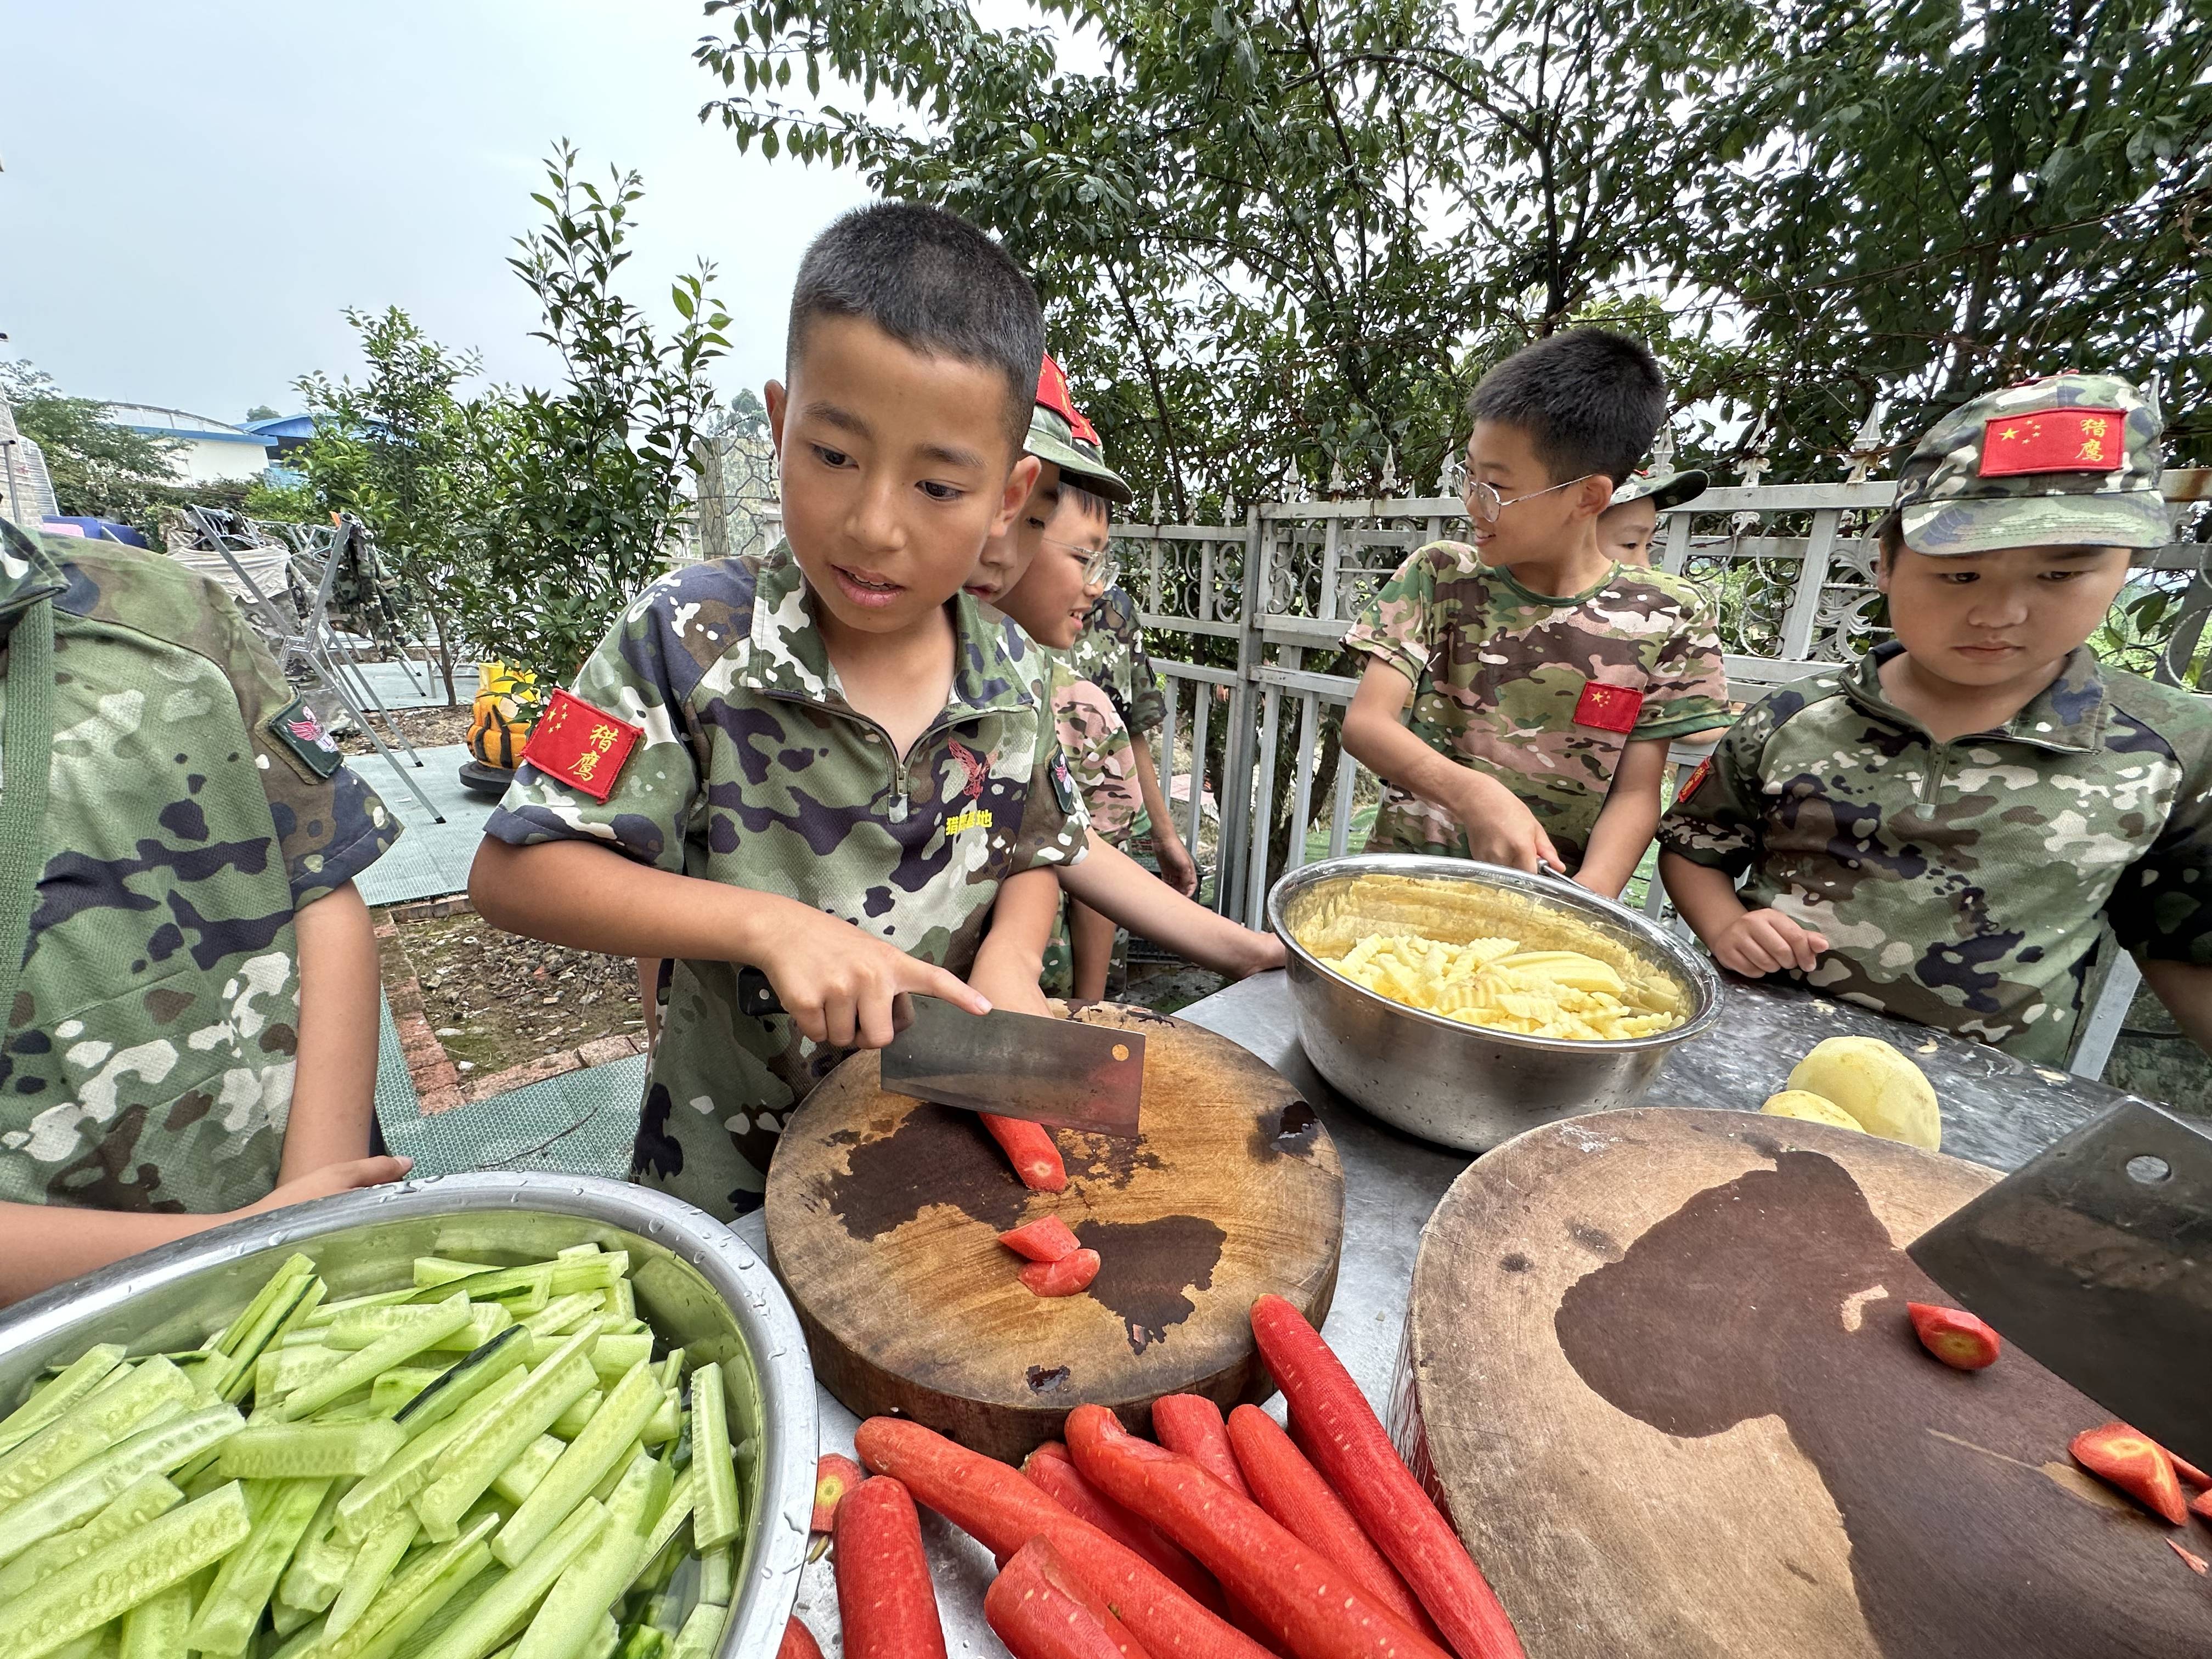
[[746, 968, 2144, 1652]]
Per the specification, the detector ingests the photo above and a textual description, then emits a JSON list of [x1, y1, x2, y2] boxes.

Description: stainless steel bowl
[[1269, 854, 1724, 1152], [0, 1172, 815, 1658]]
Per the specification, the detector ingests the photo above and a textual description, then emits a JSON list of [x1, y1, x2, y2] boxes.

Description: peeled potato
[[1786, 1036, 1941, 1150], [1760, 1089, 1867, 1132]]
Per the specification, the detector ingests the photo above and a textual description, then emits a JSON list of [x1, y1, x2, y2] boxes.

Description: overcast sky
[[0, 2, 882, 422]]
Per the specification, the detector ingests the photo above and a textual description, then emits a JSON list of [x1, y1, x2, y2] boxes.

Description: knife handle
[[735, 967, 785, 1017]]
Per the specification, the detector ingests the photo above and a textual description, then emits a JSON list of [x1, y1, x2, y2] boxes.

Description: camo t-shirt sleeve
[[483, 588, 699, 876], [1655, 691, 1779, 877], [1630, 586, 1731, 742], [2103, 732, 2212, 964], [218, 590, 401, 908], [1114, 591, 1169, 738], [1010, 675, 1091, 874], [1343, 544, 1448, 686]]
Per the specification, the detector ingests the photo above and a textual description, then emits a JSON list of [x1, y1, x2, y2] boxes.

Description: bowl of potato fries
[[1269, 855, 1723, 1151]]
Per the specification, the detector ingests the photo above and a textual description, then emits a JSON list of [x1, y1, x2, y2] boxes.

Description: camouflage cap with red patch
[[1027, 353, 1133, 505], [1893, 372, 2170, 555]]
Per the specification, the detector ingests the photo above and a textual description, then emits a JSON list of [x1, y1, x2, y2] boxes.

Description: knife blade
[[880, 995, 1144, 1137], [1907, 1098, 2212, 1470]]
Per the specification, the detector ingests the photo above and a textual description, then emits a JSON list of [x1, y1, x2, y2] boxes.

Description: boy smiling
[[1661, 373, 2212, 1062], [471, 203, 1085, 1217]]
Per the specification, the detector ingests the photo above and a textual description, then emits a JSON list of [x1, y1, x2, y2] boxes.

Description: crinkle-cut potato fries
[[1290, 873, 1689, 1041]]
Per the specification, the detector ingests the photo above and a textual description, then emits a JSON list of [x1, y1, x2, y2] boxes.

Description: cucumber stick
[[412, 1500, 606, 1659], [323, 1510, 416, 1639], [521, 1295, 603, 1340], [369, 1368, 450, 1418], [213, 1275, 328, 1404], [115, 1583, 189, 1659], [0, 1359, 195, 1511], [313, 1514, 498, 1659], [393, 1329, 529, 1441], [275, 1481, 355, 1613], [0, 1474, 182, 1602], [334, 1369, 529, 1545], [697, 1544, 732, 1606], [512, 1455, 669, 1659], [411, 1335, 597, 1540], [490, 1437, 566, 1508], [630, 1468, 693, 1587], [274, 1297, 472, 1423], [494, 1363, 659, 1567], [328, 1302, 511, 1354], [0, 1480, 251, 1659], [586, 1338, 651, 1386], [0, 1404, 242, 1567], [0, 1348, 125, 1459], [549, 1389, 603, 1441], [185, 1476, 332, 1656], [218, 1421, 404, 1481], [685, 1365, 740, 1551], [668, 1602, 725, 1659]]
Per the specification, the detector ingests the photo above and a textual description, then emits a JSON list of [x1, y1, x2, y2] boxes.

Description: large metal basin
[[0, 1172, 815, 1658], [1269, 855, 1724, 1152]]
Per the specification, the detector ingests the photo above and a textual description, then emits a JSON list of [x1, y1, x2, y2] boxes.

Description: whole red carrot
[[854, 1416, 1272, 1659], [1250, 1295, 1525, 1659], [1153, 1397, 1252, 1498], [813, 1453, 865, 1534], [778, 1617, 826, 1659], [1065, 1404, 1452, 1659], [1024, 1442, 1223, 1608], [1226, 1406, 1441, 1643], [836, 1476, 948, 1658], [985, 1115, 1068, 1191], [987, 1537, 1156, 1659]]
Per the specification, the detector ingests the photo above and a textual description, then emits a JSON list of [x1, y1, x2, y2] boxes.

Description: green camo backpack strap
[[0, 596, 55, 1034]]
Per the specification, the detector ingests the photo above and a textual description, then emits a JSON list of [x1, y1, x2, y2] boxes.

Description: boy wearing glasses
[[1340, 328, 1729, 896]]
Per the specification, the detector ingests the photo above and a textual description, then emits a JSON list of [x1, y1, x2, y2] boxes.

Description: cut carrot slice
[[2070, 1422, 2188, 1525], [814, 1453, 865, 1534], [1000, 1217, 1082, 1263], [1904, 1303, 2001, 1370], [1021, 1250, 1101, 1299]]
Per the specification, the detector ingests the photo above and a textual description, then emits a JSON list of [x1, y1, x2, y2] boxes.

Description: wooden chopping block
[[766, 1003, 1345, 1463], [1398, 1105, 2212, 1658]]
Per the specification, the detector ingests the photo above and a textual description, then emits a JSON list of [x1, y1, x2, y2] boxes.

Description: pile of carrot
[[778, 1297, 1525, 1659]]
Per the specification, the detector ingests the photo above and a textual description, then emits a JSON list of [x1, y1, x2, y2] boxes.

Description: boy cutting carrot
[[471, 204, 1087, 1217]]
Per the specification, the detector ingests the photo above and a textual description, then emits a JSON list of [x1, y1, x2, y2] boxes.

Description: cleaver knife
[[1908, 1098, 2212, 1471], [733, 970, 1144, 1137]]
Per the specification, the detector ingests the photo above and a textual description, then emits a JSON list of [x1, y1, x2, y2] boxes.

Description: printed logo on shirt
[[268, 694, 343, 779], [1051, 749, 1081, 815], [1573, 681, 1644, 735], [522, 689, 642, 803]]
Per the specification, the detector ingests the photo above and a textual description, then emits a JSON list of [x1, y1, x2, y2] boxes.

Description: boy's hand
[[764, 910, 991, 1049], [1152, 830, 1199, 898], [967, 954, 1054, 1019], [241, 1155, 413, 1218], [1712, 909, 1830, 977], [1233, 929, 1288, 979], [1451, 773, 1562, 873]]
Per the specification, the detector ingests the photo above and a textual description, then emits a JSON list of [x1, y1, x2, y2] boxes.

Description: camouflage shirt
[[0, 523, 400, 1214], [1657, 643, 2212, 1063], [1053, 667, 1142, 850], [1067, 585, 1167, 738], [483, 545, 1089, 1218], [1345, 542, 1730, 870]]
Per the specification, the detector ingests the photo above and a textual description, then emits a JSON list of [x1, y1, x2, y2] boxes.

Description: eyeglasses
[[1043, 535, 1119, 590], [1460, 473, 1596, 523]]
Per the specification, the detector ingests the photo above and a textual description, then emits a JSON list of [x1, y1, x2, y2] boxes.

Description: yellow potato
[[1786, 1036, 1941, 1150], [1760, 1089, 1866, 1132]]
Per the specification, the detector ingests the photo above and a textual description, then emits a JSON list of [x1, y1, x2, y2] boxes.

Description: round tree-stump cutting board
[[1400, 1106, 2212, 1658], [766, 1003, 1344, 1462]]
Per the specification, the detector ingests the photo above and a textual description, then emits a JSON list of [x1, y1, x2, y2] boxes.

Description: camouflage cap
[[1609, 468, 1708, 512], [1028, 353, 1133, 505], [1894, 372, 2170, 555]]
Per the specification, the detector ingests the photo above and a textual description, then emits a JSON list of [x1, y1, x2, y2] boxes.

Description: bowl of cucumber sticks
[[0, 1171, 816, 1659]]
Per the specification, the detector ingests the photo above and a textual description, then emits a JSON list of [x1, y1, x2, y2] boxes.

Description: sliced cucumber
[[629, 1468, 693, 1590], [684, 1367, 738, 1552], [217, 1421, 404, 1481], [335, 1368, 529, 1546], [115, 1582, 189, 1659], [410, 1336, 597, 1542], [0, 1402, 242, 1566], [601, 1280, 635, 1324], [489, 1437, 566, 1508], [512, 1455, 668, 1659], [0, 1358, 196, 1510], [212, 1274, 328, 1404], [185, 1476, 332, 1656], [0, 1472, 182, 1602], [324, 1510, 417, 1640], [316, 1513, 497, 1659], [409, 1262, 552, 1312], [328, 1304, 511, 1355], [493, 1363, 659, 1568], [547, 1255, 627, 1297], [410, 1500, 606, 1659], [547, 1390, 602, 1442], [273, 1297, 472, 1423], [258, 1345, 343, 1402], [520, 1296, 603, 1341], [369, 1368, 452, 1419], [667, 1602, 725, 1659], [0, 1480, 251, 1659], [393, 1329, 528, 1441], [697, 1544, 732, 1607], [0, 1347, 125, 1458], [586, 1338, 651, 1387]]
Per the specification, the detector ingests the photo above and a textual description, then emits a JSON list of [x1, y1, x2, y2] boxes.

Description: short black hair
[[1876, 508, 1905, 567], [787, 201, 1044, 455], [1466, 327, 1667, 484], [1062, 482, 1110, 524]]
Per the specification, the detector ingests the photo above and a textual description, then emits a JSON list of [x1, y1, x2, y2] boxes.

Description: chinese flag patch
[[1679, 755, 1714, 802], [522, 689, 641, 802], [1979, 408, 2125, 476], [1573, 681, 1644, 735]]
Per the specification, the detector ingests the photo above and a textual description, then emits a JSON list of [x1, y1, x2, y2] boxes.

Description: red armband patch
[[521, 689, 642, 802], [1679, 756, 1714, 802], [1573, 681, 1644, 735], [1979, 408, 2125, 476]]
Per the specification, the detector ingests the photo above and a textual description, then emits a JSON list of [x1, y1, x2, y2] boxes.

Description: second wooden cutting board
[[765, 1003, 1345, 1461]]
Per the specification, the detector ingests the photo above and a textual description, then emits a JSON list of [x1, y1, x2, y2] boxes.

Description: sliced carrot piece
[[985, 1116, 1068, 1192], [1021, 1250, 1101, 1298], [813, 1453, 865, 1534], [2070, 1422, 2188, 1525], [1904, 1302, 2001, 1370], [1000, 1217, 1082, 1263]]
